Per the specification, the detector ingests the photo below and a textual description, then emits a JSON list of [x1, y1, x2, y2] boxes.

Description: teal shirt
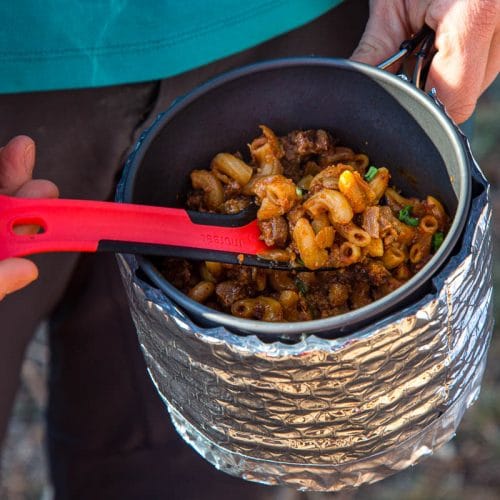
[[0, 1, 342, 94]]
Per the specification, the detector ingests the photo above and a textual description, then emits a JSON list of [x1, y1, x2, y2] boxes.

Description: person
[[0, 1, 498, 498], [352, 0, 500, 124]]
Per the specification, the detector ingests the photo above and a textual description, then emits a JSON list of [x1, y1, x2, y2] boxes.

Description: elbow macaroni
[[163, 126, 450, 322], [190, 169, 225, 210], [303, 189, 353, 225], [292, 218, 329, 270], [211, 152, 253, 187]]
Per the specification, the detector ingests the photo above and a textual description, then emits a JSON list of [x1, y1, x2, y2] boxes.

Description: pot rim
[[121, 57, 471, 336]]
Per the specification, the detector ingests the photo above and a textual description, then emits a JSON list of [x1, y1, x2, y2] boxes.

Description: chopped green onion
[[295, 277, 308, 295], [295, 186, 304, 197], [308, 302, 319, 319], [364, 166, 379, 182], [432, 231, 444, 252], [398, 205, 419, 227]]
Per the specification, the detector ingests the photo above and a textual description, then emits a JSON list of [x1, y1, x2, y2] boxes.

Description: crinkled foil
[[117, 157, 492, 492]]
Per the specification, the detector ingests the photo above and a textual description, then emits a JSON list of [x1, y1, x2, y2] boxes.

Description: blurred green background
[[0, 78, 499, 499]]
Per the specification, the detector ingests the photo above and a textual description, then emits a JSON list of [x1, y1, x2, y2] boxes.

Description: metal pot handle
[[377, 25, 436, 90]]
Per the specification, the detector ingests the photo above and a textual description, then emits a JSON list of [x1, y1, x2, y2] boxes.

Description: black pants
[[0, 2, 368, 498]]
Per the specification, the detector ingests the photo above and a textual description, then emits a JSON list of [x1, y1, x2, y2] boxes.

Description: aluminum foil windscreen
[[117, 156, 492, 492]]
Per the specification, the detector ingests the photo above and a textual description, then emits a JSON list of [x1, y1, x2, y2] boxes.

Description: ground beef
[[282, 129, 333, 160], [161, 259, 195, 291], [280, 157, 303, 182], [219, 196, 250, 214], [222, 179, 242, 199], [258, 216, 289, 247], [186, 190, 204, 211], [224, 265, 254, 284], [363, 259, 392, 286], [279, 129, 336, 181], [215, 281, 249, 307]]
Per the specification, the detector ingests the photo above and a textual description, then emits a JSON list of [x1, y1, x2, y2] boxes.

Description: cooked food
[[159, 126, 449, 322]]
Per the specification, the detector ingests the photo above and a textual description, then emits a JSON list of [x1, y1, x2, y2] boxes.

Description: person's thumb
[[350, 9, 407, 67], [0, 135, 36, 194], [0, 258, 38, 300]]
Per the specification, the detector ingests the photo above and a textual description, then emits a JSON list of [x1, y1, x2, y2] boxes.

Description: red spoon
[[0, 194, 290, 268]]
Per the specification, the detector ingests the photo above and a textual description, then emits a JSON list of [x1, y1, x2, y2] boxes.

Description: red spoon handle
[[0, 195, 267, 259]]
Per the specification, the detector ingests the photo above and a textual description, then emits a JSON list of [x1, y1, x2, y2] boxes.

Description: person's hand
[[350, 0, 500, 124], [0, 136, 59, 300]]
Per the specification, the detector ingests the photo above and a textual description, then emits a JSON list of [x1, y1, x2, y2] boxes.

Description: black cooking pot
[[118, 57, 473, 338]]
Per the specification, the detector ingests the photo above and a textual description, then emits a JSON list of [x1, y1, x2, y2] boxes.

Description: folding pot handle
[[377, 25, 436, 90]]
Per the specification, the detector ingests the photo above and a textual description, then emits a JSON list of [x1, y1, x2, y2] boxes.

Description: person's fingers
[[350, 17, 402, 66], [15, 178, 60, 199], [0, 135, 36, 193], [12, 179, 60, 235], [0, 258, 38, 301], [480, 30, 500, 96], [351, 0, 499, 124], [349, 0, 431, 66], [425, 0, 499, 123], [0, 137, 56, 298]]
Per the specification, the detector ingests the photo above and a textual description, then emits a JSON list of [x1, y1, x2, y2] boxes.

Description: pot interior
[[121, 58, 470, 337]]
